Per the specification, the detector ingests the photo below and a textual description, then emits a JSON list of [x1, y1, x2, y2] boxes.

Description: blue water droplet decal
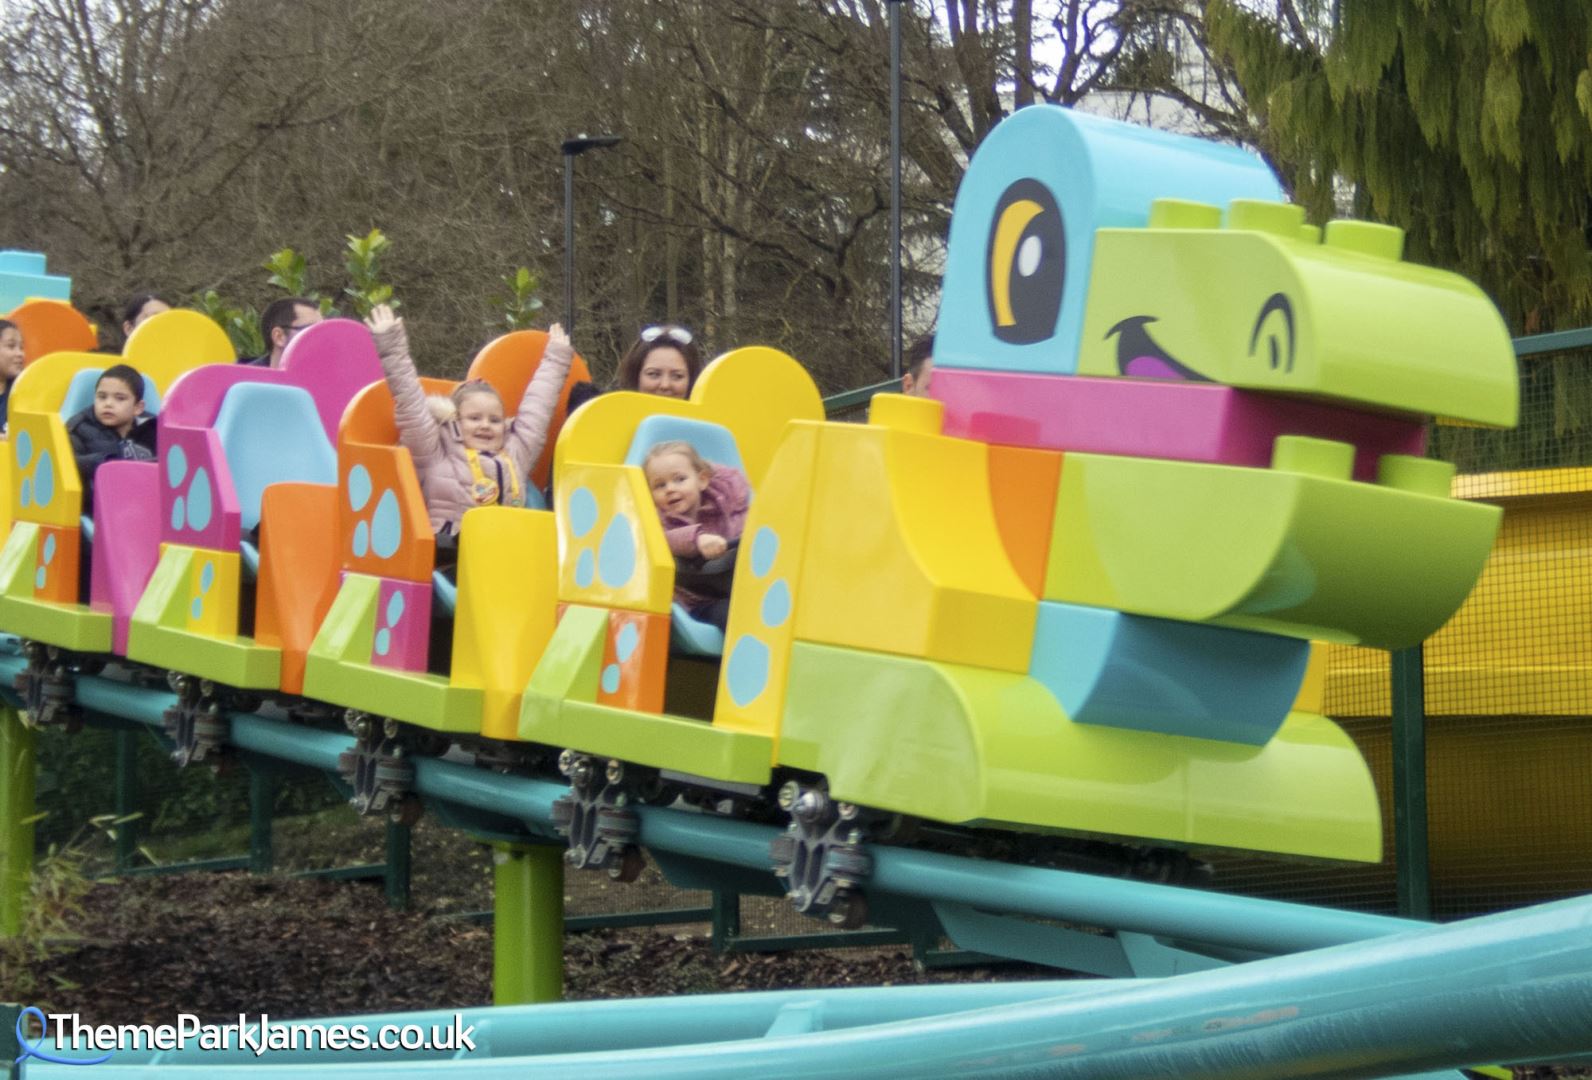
[[568, 487, 598, 538], [751, 527, 779, 577], [15, 430, 32, 469], [190, 597, 204, 620], [600, 664, 621, 695], [18, 478, 30, 508], [386, 589, 406, 627], [371, 489, 401, 559], [353, 520, 370, 558], [200, 561, 215, 593], [598, 515, 636, 588], [41, 534, 56, 565], [166, 444, 187, 488], [33, 450, 54, 506], [761, 579, 790, 627], [186, 467, 213, 531], [726, 636, 771, 708], [34, 568, 45, 589], [347, 464, 373, 512], [615, 622, 639, 663], [171, 496, 185, 531], [575, 549, 594, 588], [374, 627, 391, 657]]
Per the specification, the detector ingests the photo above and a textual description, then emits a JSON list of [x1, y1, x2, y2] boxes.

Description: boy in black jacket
[[68, 363, 157, 509]]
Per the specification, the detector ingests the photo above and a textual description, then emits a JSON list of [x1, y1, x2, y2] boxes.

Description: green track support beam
[[384, 820, 411, 911], [492, 843, 563, 1005], [0, 705, 35, 938], [113, 728, 140, 872], [248, 766, 274, 874], [1391, 645, 1432, 919]]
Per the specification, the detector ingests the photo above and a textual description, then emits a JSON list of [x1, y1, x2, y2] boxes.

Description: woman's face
[[0, 327, 25, 381], [637, 347, 690, 398]]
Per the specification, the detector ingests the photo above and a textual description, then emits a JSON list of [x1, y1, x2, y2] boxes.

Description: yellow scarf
[[465, 448, 523, 507]]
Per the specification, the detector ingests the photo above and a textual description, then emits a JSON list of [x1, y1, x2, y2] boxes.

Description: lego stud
[[1271, 435, 1354, 480], [1324, 220, 1405, 261], [1377, 454, 1454, 498], [1227, 200, 1306, 238], [1148, 198, 1221, 230]]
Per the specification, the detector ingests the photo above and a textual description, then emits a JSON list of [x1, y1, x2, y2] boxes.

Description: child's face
[[646, 452, 709, 519], [94, 377, 144, 434], [637, 348, 690, 398], [0, 327, 25, 380], [458, 390, 506, 453]]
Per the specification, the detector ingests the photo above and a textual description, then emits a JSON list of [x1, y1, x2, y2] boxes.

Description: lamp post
[[561, 134, 623, 336]]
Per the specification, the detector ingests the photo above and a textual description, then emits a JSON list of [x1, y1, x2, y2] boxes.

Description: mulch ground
[[16, 817, 1046, 1025]]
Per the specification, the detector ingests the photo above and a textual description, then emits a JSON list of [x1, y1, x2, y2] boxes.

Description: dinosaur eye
[[986, 179, 1065, 345], [1248, 292, 1296, 373]]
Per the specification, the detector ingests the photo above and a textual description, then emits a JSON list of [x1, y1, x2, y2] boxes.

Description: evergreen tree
[[1206, 0, 1592, 333]]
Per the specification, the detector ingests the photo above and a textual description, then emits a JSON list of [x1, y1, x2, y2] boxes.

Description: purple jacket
[[371, 320, 571, 534], [661, 466, 750, 608]]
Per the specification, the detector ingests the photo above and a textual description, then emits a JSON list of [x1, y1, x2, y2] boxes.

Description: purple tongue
[[1124, 355, 1186, 380]]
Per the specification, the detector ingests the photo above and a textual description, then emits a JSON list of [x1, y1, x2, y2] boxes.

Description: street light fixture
[[561, 134, 623, 336]]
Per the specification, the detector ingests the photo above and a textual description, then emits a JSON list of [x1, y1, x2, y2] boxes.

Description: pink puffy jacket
[[371, 319, 572, 534]]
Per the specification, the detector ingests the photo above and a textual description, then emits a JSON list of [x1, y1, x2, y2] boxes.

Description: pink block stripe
[[935, 369, 1425, 480]]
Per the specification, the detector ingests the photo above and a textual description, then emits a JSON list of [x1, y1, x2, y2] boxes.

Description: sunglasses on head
[[639, 325, 694, 346]]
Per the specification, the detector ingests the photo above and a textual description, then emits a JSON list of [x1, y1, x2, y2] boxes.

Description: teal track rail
[[21, 895, 1592, 1077]]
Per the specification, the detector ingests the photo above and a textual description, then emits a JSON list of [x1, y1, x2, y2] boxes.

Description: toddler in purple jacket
[[644, 441, 750, 631]]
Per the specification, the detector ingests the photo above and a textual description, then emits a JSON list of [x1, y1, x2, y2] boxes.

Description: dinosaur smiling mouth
[[1107, 315, 1210, 382]]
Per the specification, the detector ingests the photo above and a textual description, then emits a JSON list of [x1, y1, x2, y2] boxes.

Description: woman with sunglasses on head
[[617, 324, 701, 398], [563, 323, 702, 417]]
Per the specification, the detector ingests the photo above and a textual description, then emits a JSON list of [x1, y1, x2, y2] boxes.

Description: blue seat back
[[213, 383, 337, 531], [624, 415, 746, 477], [60, 367, 164, 419]]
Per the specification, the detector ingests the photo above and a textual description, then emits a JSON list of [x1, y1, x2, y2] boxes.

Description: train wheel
[[769, 778, 877, 929]]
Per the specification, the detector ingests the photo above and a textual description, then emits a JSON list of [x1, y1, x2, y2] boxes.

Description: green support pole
[[711, 890, 740, 953], [1391, 645, 1432, 919], [248, 765, 274, 874], [0, 705, 36, 938], [492, 843, 563, 1005], [114, 728, 139, 872], [384, 820, 411, 911]]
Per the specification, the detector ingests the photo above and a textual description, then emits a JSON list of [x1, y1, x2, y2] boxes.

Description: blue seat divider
[[213, 383, 337, 532], [60, 367, 164, 419], [432, 571, 457, 618], [623, 415, 746, 475], [240, 539, 260, 582], [671, 602, 725, 657]]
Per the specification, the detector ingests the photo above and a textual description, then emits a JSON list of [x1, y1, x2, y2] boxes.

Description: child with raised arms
[[364, 304, 573, 543], [644, 440, 750, 631]]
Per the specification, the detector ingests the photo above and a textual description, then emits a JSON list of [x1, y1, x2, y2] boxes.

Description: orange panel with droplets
[[595, 608, 669, 714]]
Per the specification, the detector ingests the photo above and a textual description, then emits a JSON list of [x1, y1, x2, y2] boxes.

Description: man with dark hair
[[902, 333, 934, 397], [242, 296, 323, 367]]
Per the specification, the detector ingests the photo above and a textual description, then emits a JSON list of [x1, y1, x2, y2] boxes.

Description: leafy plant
[[342, 228, 397, 318], [495, 266, 544, 332], [0, 820, 97, 1000], [263, 247, 312, 297], [196, 289, 263, 357], [263, 248, 333, 315]]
